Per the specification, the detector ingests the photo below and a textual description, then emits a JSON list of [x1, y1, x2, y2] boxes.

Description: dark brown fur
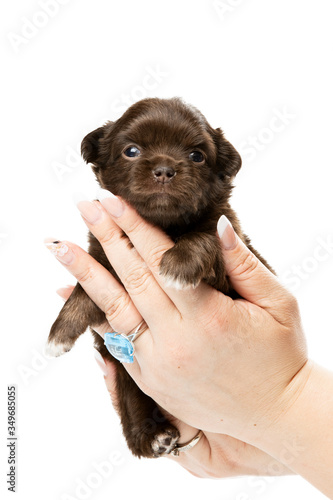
[[47, 98, 273, 458]]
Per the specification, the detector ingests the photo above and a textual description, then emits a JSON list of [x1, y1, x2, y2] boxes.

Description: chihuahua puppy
[[47, 97, 272, 458]]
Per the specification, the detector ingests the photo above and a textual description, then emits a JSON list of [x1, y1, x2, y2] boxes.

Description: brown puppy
[[47, 97, 272, 458]]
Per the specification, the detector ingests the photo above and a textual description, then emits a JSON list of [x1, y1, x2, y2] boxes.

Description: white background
[[1, 0, 333, 499]]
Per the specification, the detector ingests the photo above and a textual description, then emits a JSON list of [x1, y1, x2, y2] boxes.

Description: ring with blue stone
[[104, 320, 148, 363]]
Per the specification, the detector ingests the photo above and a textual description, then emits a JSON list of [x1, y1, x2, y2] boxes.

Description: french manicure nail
[[94, 349, 108, 376], [44, 239, 75, 264], [97, 188, 124, 218], [217, 215, 237, 250], [76, 199, 102, 224]]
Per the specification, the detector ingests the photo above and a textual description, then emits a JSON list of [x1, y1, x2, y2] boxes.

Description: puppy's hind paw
[[43, 340, 72, 358], [151, 428, 180, 457]]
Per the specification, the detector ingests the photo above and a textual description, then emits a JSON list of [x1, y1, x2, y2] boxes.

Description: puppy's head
[[81, 98, 241, 227]]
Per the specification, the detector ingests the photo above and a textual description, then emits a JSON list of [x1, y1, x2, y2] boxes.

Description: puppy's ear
[[81, 127, 105, 164], [213, 128, 242, 180], [81, 122, 114, 167]]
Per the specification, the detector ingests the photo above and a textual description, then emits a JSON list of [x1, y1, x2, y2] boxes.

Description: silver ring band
[[171, 430, 203, 456], [123, 320, 148, 343]]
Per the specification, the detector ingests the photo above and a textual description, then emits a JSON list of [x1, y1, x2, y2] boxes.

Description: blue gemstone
[[104, 333, 134, 363]]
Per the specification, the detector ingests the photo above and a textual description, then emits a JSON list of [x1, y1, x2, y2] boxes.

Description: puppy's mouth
[[150, 183, 174, 195], [129, 178, 180, 209], [146, 188, 176, 208], [124, 173, 207, 226]]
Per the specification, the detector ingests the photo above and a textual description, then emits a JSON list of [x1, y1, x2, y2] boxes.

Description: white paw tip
[[162, 275, 199, 291], [44, 341, 70, 358]]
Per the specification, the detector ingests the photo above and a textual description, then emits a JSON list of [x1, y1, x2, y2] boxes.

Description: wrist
[[249, 360, 333, 496], [252, 358, 314, 453]]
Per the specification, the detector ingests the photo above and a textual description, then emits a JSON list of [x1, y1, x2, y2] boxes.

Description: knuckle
[[282, 293, 300, 321], [98, 225, 121, 248], [230, 250, 259, 279], [124, 216, 172, 270], [126, 217, 147, 239], [122, 265, 152, 295], [104, 292, 131, 324], [150, 244, 171, 270], [76, 265, 96, 284], [200, 296, 233, 337]]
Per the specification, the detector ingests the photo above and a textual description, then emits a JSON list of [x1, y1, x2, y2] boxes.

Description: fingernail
[[217, 215, 237, 250], [97, 188, 124, 218], [94, 349, 108, 376], [74, 193, 103, 224], [44, 239, 75, 264]]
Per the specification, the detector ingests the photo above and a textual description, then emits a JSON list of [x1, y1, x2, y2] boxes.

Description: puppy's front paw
[[44, 339, 72, 358], [159, 246, 212, 290], [46, 282, 106, 359], [45, 315, 77, 358]]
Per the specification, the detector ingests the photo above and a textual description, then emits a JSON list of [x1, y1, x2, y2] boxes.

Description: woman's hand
[[58, 282, 294, 479], [49, 194, 307, 440], [53, 194, 306, 440]]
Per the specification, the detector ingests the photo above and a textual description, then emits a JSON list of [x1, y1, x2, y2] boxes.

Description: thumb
[[217, 216, 296, 324]]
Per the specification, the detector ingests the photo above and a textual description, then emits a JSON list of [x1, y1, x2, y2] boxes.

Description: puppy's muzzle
[[153, 166, 176, 184]]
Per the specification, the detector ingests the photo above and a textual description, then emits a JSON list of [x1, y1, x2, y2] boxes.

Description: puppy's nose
[[153, 166, 176, 183]]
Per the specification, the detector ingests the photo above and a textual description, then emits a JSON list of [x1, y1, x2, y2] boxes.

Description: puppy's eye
[[189, 151, 204, 163], [124, 146, 141, 158]]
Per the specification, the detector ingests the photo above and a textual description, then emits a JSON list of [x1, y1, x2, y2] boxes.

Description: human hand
[[59, 195, 307, 441], [57, 282, 293, 479], [50, 193, 307, 462]]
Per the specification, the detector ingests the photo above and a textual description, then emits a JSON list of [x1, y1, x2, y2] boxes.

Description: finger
[[45, 239, 142, 335], [93, 350, 120, 413], [95, 191, 215, 315], [166, 432, 219, 478], [91, 320, 113, 339], [75, 198, 178, 331], [55, 286, 148, 371], [56, 285, 75, 301], [217, 216, 297, 323], [103, 359, 119, 410]]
